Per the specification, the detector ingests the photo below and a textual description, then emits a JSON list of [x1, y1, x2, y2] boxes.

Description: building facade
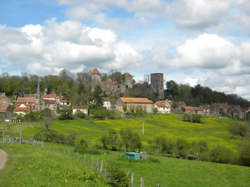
[[150, 73, 164, 99]]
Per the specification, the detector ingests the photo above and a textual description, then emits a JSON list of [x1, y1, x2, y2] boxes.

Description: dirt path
[[0, 149, 7, 170]]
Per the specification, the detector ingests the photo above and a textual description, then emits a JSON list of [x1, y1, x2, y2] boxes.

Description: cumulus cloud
[[169, 34, 238, 69], [0, 19, 143, 75]]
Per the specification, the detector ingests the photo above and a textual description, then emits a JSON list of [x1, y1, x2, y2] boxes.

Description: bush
[[74, 139, 89, 153], [106, 164, 129, 187], [34, 129, 66, 144], [100, 129, 122, 151], [90, 107, 113, 120], [189, 141, 208, 160], [24, 111, 40, 121], [182, 114, 202, 123], [65, 133, 76, 146], [209, 146, 233, 164], [120, 128, 142, 152], [229, 124, 249, 137], [75, 111, 86, 119], [152, 137, 175, 154], [59, 106, 74, 120], [175, 139, 190, 158], [239, 141, 250, 166]]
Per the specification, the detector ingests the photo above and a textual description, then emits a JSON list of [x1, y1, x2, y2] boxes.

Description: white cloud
[[169, 34, 238, 69], [0, 19, 143, 75]]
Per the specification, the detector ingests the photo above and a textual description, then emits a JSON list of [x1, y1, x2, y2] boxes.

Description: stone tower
[[150, 73, 164, 99]]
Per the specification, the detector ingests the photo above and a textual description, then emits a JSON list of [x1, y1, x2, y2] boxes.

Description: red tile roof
[[43, 94, 58, 98], [91, 68, 101, 75], [0, 101, 9, 113], [183, 106, 203, 111], [14, 104, 33, 112], [124, 72, 132, 79], [155, 101, 168, 107], [16, 97, 36, 104], [120, 97, 153, 104]]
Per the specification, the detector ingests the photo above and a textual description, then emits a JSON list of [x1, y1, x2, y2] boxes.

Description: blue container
[[125, 152, 141, 160]]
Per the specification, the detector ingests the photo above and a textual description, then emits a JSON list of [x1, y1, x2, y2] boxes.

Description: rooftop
[[120, 97, 153, 104], [91, 68, 101, 75]]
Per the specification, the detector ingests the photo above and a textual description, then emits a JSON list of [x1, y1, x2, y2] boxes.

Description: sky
[[1, 0, 250, 99]]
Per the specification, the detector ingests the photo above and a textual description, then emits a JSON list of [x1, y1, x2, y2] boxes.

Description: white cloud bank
[[0, 20, 143, 75]]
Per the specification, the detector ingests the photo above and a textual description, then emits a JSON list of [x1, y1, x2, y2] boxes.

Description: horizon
[[1, 0, 250, 99]]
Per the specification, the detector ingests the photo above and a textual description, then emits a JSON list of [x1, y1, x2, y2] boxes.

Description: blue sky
[[1, 0, 250, 99]]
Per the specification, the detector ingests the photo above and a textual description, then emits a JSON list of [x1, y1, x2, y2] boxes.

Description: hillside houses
[[154, 100, 171, 114]]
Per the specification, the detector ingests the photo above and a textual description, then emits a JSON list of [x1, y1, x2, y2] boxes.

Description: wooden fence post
[[130, 173, 134, 187], [140, 177, 144, 187]]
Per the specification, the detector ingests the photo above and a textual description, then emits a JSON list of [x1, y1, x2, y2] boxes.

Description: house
[[0, 93, 11, 104], [0, 101, 10, 120], [173, 101, 186, 112], [182, 106, 204, 115], [209, 103, 230, 116], [14, 104, 33, 116], [116, 97, 154, 113], [72, 106, 88, 115], [154, 100, 171, 114], [103, 99, 112, 110], [124, 73, 133, 89], [228, 105, 247, 120], [15, 96, 38, 112]]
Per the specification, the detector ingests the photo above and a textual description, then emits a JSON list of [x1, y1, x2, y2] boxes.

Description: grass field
[[1, 143, 250, 187], [0, 114, 245, 150]]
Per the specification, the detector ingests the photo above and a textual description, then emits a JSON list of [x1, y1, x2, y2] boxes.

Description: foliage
[[152, 136, 174, 154], [208, 146, 233, 164], [74, 111, 86, 119], [58, 106, 73, 120], [106, 164, 129, 187], [100, 129, 122, 151], [239, 141, 250, 166], [120, 128, 142, 152], [182, 114, 202, 123], [90, 85, 104, 108], [175, 139, 190, 158], [90, 107, 115, 120], [23, 111, 41, 121], [229, 123, 250, 137], [165, 80, 250, 108]]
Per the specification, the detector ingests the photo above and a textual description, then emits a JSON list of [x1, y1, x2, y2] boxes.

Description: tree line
[[165, 80, 250, 108]]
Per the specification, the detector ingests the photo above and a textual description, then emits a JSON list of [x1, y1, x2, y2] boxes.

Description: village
[[0, 68, 249, 122]]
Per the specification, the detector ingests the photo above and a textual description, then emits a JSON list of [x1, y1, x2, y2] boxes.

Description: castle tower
[[150, 73, 164, 99]]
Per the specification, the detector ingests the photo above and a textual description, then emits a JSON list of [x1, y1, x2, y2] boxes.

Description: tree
[[166, 80, 178, 100], [90, 86, 104, 108], [120, 129, 142, 152], [59, 106, 73, 120]]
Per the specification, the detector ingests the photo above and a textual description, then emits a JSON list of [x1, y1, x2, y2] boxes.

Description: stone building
[[116, 97, 154, 113], [150, 73, 164, 99]]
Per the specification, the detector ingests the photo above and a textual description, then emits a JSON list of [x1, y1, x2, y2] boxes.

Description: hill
[[1, 114, 245, 150], [0, 143, 250, 186]]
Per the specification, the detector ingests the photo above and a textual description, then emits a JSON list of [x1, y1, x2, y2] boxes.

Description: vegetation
[[1, 143, 250, 186], [182, 114, 202, 123], [229, 123, 250, 138], [165, 80, 250, 108]]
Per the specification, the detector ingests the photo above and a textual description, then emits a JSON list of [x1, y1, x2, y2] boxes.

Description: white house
[[72, 106, 88, 115], [154, 100, 171, 114], [103, 100, 112, 110]]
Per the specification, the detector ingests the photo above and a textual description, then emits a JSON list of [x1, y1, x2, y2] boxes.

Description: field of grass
[[0, 143, 106, 187], [1, 142, 250, 187], [0, 114, 245, 150]]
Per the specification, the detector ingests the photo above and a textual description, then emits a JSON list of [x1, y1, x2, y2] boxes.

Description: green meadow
[[0, 114, 245, 150], [1, 143, 250, 187]]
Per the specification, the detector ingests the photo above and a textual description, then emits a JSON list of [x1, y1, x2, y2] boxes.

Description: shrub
[[100, 129, 122, 151], [182, 114, 202, 123], [209, 146, 233, 164], [24, 111, 40, 121], [74, 139, 89, 153], [229, 124, 248, 137], [239, 141, 250, 166], [75, 111, 86, 119], [175, 139, 190, 158], [34, 129, 66, 144], [189, 141, 208, 160], [90, 107, 113, 120], [65, 133, 76, 146], [59, 106, 74, 120], [152, 137, 175, 154], [120, 128, 142, 152], [106, 164, 129, 187]]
